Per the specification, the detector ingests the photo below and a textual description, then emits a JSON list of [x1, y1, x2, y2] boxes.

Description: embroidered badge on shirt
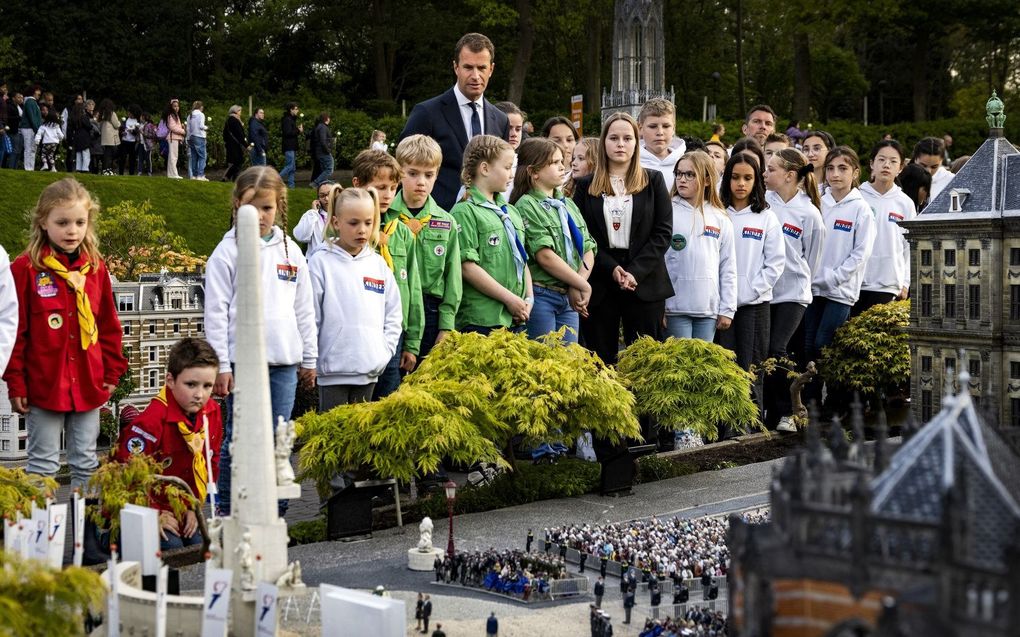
[[429, 220, 452, 230], [834, 219, 853, 232], [364, 277, 385, 294], [47, 313, 63, 330], [126, 437, 146, 454], [671, 234, 687, 251], [36, 272, 58, 298], [400, 268, 408, 280], [742, 227, 764, 240], [434, 245, 446, 257], [487, 234, 501, 247], [277, 264, 298, 282], [703, 226, 721, 239], [782, 223, 803, 239], [130, 425, 158, 443], [888, 212, 904, 223]]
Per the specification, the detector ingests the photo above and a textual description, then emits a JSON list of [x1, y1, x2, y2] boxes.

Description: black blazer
[[399, 87, 510, 210], [572, 170, 674, 305]]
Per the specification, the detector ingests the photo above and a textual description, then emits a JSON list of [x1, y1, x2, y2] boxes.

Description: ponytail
[[802, 171, 821, 210], [774, 148, 821, 210]]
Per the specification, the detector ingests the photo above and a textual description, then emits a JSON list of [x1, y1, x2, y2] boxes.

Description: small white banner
[[46, 502, 68, 569], [201, 567, 233, 637], [254, 582, 279, 636], [120, 503, 160, 576], [72, 491, 86, 567], [107, 551, 121, 637], [30, 503, 48, 562], [4, 513, 24, 556], [155, 564, 169, 637]]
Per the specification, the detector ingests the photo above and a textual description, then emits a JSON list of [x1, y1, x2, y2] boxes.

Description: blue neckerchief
[[477, 198, 527, 284], [543, 196, 585, 267]]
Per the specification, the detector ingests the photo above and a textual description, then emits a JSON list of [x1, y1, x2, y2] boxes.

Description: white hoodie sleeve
[[718, 219, 738, 319], [824, 201, 876, 292], [293, 209, 321, 244], [203, 243, 236, 373], [309, 253, 325, 332], [291, 243, 318, 370], [382, 266, 403, 361], [0, 246, 18, 376], [803, 206, 825, 278], [751, 212, 785, 303], [899, 204, 914, 291]]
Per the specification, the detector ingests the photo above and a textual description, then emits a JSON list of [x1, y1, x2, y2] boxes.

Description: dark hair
[[786, 120, 799, 129], [163, 99, 179, 122], [730, 137, 766, 174], [127, 104, 141, 119], [43, 107, 60, 125], [494, 101, 524, 119], [912, 136, 946, 159], [870, 139, 905, 163], [318, 111, 330, 124], [712, 123, 725, 135], [803, 130, 835, 150], [167, 337, 220, 377], [823, 146, 862, 188], [744, 104, 776, 124], [682, 136, 706, 153], [509, 137, 562, 204], [98, 98, 116, 122], [721, 153, 767, 212], [898, 163, 932, 212], [283, 101, 298, 113], [454, 32, 495, 63], [542, 116, 579, 142]]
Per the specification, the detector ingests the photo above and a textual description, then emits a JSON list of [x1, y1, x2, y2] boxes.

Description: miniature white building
[[0, 380, 28, 460]]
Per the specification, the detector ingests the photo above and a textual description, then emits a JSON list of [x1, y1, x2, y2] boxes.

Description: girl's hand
[[298, 367, 316, 388], [400, 352, 417, 372], [897, 286, 909, 300], [568, 287, 590, 318], [435, 330, 449, 344], [506, 296, 530, 323], [716, 316, 732, 331], [103, 383, 117, 394], [10, 397, 28, 414], [181, 510, 199, 538], [158, 510, 180, 541], [214, 372, 234, 397]]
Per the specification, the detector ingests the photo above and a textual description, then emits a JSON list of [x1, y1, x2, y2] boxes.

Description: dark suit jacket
[[571, 170, 674, 305], [399, 87, 510, 210]]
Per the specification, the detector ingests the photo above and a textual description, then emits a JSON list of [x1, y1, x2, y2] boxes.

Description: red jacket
[[3, 249, 127, 411], [115, 387, 223, 509]]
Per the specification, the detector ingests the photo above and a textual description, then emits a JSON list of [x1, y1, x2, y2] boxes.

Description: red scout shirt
[[3, 248, 127, 411]]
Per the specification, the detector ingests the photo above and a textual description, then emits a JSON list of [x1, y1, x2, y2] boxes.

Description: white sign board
[[46, 502, 68, 568], [201, 567, 233, 637], [120, 503, 160, 575], [319, 584, 405, 637], [254, 582, 279, 636], [72, 491, 86, 567], [30, 502, 48, 562]]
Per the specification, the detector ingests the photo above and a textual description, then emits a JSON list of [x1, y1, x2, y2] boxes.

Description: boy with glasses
[[293, 181, 336, 254]]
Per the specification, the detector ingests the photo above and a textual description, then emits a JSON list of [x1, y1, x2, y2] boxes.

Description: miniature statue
[[418, 516, 434, 552], [275, 416, 297, 487], [207, 517, 224, 567], [790, 361, 818, 427], [276, 560, 305, 589], [235, 531, 255, 590]]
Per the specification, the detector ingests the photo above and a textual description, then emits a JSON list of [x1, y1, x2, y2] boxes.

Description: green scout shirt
[[385, 192, 463, 332], [516, 188, 597, 291], [377, 219, 425, 355], [451, 186, 527, 329]]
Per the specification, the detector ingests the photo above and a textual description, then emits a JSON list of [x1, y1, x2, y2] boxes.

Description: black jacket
[[281, 113, 299, 151], [248, 116, 268, 154], [571, 170, 674, 305], [223, 116, 246, 161], [312, 121, 332, 157], [3, 96, 19, 132]]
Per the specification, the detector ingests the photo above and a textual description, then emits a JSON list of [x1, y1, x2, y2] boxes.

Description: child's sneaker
[[776, 417, 797, 433]]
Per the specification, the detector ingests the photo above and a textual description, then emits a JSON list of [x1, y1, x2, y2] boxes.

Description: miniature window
[[197, 322, 204, 333], [148, 369, 158, 388], [1012, 286, 1020, 321], [920, 250, 932, 266], [1012, 399, 1020, 428], [969, 359, 981, 377], [950, 192, 960, 212], [944, 249, 956, 266], [149, 321, 156, 335], [123, 323, 132, 336], [944, 284, 956, 317], [1010, 361, 1020, 379], [173, 319, 181, 334], [18, 439, 25, 450], [148, 347, 156, 362], [920, 284, 932, 317], [921, 356, 932, 373], [969, 249, 981, 266], [945, 358, 955, 375], [969, 285, 981, 319], [1011, 248, 1020, 266], [118, 294, 135, 312], [921, 390, 932, 422], [1, 440, 9, 452]]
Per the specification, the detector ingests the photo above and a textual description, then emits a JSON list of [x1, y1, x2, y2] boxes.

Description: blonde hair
[[460, 135, 514, 192], [509, 137, 562, 205], [232, 166, 290, 259], [674, 151, 723, 210], [588, 113, 647, 197], [323, 185, 381, 249], [26, 177, 102, 269], [565, 137, 600, 197], [637, 98, 675, 123], [395, 134, 442, 170], [772, 148, 821, 209], [352, 149, 402, 185]]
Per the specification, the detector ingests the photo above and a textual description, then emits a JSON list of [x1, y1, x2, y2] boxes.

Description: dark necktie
[[469, 102, 481, 138]]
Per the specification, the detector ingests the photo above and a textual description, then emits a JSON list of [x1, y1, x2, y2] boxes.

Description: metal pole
[[446, 500, 455, 557]]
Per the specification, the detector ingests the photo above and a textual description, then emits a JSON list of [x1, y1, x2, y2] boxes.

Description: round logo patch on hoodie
[[671, 234, 687, 251]]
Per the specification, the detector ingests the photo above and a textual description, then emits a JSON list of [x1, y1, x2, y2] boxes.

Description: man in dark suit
[[399, 33, 510, 211], [421, 594, 433, 633]]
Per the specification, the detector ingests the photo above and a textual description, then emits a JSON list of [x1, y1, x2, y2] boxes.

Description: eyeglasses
[[674, 171, 697, 181]]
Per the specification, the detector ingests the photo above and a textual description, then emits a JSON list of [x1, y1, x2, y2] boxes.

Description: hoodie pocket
[[318, 325, 390, 377]]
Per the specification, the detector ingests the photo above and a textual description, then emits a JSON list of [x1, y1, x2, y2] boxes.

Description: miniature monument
[[408, 516, 444, 571]]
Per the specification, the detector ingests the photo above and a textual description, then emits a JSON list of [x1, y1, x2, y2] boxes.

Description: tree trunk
[[911, 31, 929, 122], [792, 31, 812, 121], [584, 10, 603, 126], [735, 0, 746, 117], [372, 0, 393, 101], [507, 0, 534, 106]]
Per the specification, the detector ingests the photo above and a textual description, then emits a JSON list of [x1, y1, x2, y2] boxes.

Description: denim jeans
[[279, 150, 297, 187], [9, 129, 24, 168], [20, 128, 35, 170], [802, 297, 852, 405], [75, 150, 91, 172], [527, 286, 580, 343], [313, 154, 334, 187], [27, 407, 100, 489], [136, 144, 151, 175], [665, 315, 717, 341], [373, 333, 405, 399], [0, 134, 8, 168], [189, 136, 207, 177], [162, 529, 203, 551], [250, 149, 267, 166], [217, 364, 298, 516]]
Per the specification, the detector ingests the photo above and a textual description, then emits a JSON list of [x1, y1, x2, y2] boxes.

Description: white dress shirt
[[453, 84, 484, 139]]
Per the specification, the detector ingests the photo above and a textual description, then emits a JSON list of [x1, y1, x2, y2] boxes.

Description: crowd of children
[[0, 88, 960, 550]]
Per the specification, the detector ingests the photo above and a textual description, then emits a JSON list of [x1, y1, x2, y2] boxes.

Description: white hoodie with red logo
[[811, 188, 876, 305], [859, 182, 914, 295], [766, 190, 825, 306], [726, 205, 785, 307]]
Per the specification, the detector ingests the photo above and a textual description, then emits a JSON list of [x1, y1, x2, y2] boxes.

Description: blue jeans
[[527, 286, 579, 343], [665, 315, 717, 341], [9, 130, 23, 168], [313, 154, 334, 187], [26, 407, 100, 489], [188, 137, 207, 177], [462, 324, 527, 336], [802, 297, 851, 405], [0, 134, 8, 168], [162, 529, 203, 551], [279, 150, 296, 187], [250, 148, 267, 166], [217, 364, 298, 516], [373, 333, 405, 399], [135, 144, 151, 175]]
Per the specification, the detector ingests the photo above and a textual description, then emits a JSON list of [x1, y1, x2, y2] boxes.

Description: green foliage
[[287, 518, 327, 546], [820, 300, 911, 396], [0, 550, 104, 636], [635, 455, 695, 484], [97, 200, 207, 280], [86, 455, 196, 543], [0, 468, 57, 521], [99, 410, 118, 446], [617, 337, 761, 441]]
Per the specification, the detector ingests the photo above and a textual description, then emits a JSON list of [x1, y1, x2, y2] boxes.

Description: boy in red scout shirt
[[116, 337, 222, 550]]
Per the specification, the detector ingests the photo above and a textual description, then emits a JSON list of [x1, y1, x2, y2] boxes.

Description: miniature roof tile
[[919, 136, 1018, 219]]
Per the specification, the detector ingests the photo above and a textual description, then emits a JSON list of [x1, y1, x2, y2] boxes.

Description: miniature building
[[114, 270, 205, 409], [601, 0, 675, 121], [728, 380, 1020, 637], [901, 93, 1020, 454], [0, 380, 29, 460]]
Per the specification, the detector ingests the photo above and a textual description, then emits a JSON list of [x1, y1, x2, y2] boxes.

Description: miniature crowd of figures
[[637, 608, 729, 637], [433, 548, 566, 600], [541, 510, 769, 580], [589, 604, 615, 637]]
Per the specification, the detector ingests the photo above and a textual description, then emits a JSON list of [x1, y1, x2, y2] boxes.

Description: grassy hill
[[0, 172, 322, 258]]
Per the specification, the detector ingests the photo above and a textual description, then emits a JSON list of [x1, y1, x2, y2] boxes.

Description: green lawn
[[0, 172, 321, 258]]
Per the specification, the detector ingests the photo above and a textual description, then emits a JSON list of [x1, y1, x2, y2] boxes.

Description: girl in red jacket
[[3, 178, 127, 489]]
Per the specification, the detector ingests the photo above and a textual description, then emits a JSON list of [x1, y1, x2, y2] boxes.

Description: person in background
[[118, 105, 141, 175], [802, 130, 835, 195], [637, 98, 686, 187], [96, 99, 120, 175], [312, 111, 335, 187], [912, 136, 954, 201], [279, 102, 302, 188], [222, 105, 247, 182], [20, 84, 42, 170], [370, 129, 388, 152], [741, 104, 777, 149], [164, 98, 186, 179], [784, 120, 806, 146], [187, 101, 209, 181], [248, 107, 268, 166], [897, 163, 931, 212], [710, 122, 725, 143]]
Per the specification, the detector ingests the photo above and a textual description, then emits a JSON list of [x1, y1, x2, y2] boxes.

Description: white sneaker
[[776, 417, 797, 433]]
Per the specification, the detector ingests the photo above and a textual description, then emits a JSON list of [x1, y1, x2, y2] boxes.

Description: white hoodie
[[639, 138, 687, 189], [293, 208, 328, 254], [766, 190, 825, 306], [204, 226, 318, 373], [0, 245, 18, 376], [811, 188, 876, 305], [726, 206, 785, 307], [664, 198, 737, 319], [308, 242, 402, 386], [860, 182, 914, 295], [929, 165, 954, 201]]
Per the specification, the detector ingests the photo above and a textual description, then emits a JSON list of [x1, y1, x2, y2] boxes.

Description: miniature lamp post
[[444, 480, 457, 558]]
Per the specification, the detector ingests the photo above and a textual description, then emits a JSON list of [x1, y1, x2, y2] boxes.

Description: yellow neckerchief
[[41, 252, 97, 349], [379, 219, 399, 271], [398, 212, 432, 237], [158, 386, 210, 502]]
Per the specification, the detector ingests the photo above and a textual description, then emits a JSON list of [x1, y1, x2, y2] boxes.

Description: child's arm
[[203, 249, 236, 396], [382, 268, 404, 360], [3, 258, 31, 413], [401, 241, 424, 371], [535, 250, 591, 292], [95, 260, 128, 391], [292, 209, 319, 244], [462, 262, 529, 321], [437, 220, 463, 341], [0, 248, 17, 378], [292, 247, 318, 386]]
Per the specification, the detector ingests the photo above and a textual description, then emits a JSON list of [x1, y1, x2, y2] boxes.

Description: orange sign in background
[[571, 95, 583, 135]]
